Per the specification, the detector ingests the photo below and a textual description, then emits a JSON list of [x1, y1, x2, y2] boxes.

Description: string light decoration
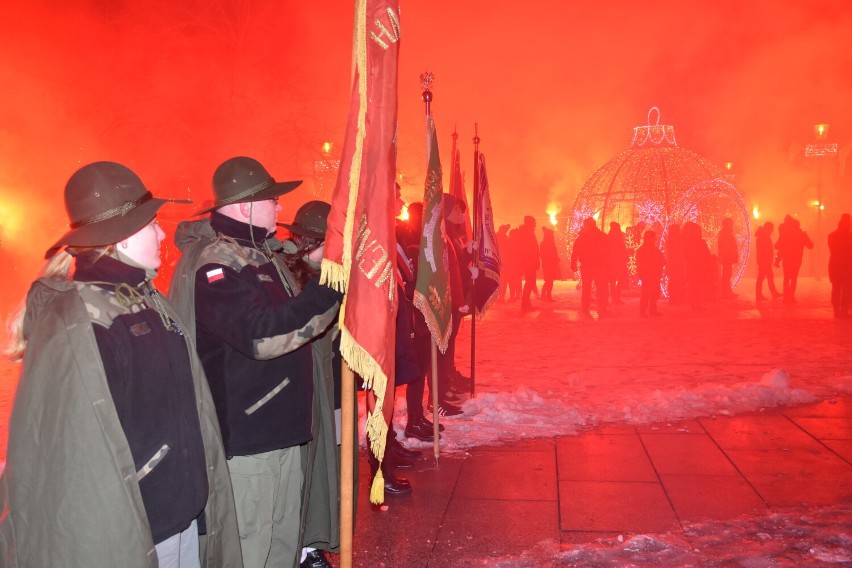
[[566, 107, 751, 293]]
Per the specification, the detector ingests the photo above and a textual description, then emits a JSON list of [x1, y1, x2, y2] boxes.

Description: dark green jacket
[[0, 277, 242, 567]]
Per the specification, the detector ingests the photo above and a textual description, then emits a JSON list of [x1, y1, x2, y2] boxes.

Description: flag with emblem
[[413, 118, 452, 352], [473, 153, 501, 318], [320, 0, 400, 505]]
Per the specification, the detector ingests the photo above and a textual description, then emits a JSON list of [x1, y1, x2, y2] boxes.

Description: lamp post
[[805, 123, 838, 277], [313, 141, 340, 200]]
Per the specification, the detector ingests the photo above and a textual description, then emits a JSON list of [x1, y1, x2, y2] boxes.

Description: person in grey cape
[[0, 161, 241, 568]]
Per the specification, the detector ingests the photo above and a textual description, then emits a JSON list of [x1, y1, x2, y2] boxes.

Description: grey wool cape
[[168, 218, 343, 567], [0, 277, 243, 568]]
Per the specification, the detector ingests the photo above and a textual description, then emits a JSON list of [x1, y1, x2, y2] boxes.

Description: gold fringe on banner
[[320, 0, 391, 504]]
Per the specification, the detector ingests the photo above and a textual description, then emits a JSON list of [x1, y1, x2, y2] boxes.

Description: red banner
[[321, 0, 400, 504]]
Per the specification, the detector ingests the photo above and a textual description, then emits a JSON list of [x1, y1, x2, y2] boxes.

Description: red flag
[[449, 132, 472, 244], [321, 0, 400, 504]]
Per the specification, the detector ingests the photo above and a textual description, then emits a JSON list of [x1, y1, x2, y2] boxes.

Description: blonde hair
[[5, 246, 114, 362]]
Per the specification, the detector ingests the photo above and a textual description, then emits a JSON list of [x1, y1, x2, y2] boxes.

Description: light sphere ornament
[[567, 107, 751, 293]]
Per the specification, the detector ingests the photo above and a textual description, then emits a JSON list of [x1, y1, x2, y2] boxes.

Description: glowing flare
[[0, 199, 23, 241], [752, 205, 760, 219], [546, 203, 560, 226], [399, 204, 409, 221]]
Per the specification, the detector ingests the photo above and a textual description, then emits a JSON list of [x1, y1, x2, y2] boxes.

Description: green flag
[[413, 117, 452, 353]]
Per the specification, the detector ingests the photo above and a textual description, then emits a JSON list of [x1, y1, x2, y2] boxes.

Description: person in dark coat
[[755, 221, 781, 302], [571, 217, 609, 315], [775, 214, 814, 304], [827, 213, 852, 318], [539, 226, 562, 301], [636, 229, 665, 317], [665, 224, 687, 305], [518, 215, 540, 310], [506, 226, 523, 301], [717, 217, 738, 298], [606, 222, 629, 304], [681, 221, 714, 310], [2, 161, 242, 568], [496, 224, 511, 300], [169, 157, 342, 568]]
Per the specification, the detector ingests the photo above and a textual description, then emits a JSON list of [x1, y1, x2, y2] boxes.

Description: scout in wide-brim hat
[[194, 156, 303, 215], [45, 161, 189, 259], [277, 200, 331, 240]]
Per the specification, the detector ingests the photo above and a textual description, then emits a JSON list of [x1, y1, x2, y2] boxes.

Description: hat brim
[[277, 222, 325, 240], [194, 180, 302, 215], [45, 198, 168, 259]]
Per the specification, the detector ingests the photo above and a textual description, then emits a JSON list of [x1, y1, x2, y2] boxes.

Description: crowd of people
[[0, 158, 489, 568], [2, 156, 850, 568], [501, 212, 851, 320]]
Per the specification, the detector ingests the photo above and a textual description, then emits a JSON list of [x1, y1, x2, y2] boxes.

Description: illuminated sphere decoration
[[567, 107, 751, 293]]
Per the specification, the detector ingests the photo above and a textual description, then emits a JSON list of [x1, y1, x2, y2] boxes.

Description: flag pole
[[470, 123, 481, 398], [339, 364, 355, 568], [422, 77, 441, 463]]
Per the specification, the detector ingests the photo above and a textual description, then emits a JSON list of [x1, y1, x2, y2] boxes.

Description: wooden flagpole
[[423, 78, 441, 463], [339, 363, 355, 568], [470, 123, 481, 398]]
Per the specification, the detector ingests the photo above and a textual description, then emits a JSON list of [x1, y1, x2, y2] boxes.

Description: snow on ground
[[1, 276, 850, 566], [372, 277, 852, 454], [483, 506, 851, 567]]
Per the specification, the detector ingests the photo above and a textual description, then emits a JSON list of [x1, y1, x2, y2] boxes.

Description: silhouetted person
[[665, 224, 687, 305], [540, 226, 562, 301], [775, 215, 813, 304], [571, 217, 609, 315], [518, 215, 540, 310], [682, 221, 714, 310], [827, 213, 852, 318], [636, 229, 665, 317], [496, 224, 511, 300], [755, 221, 781, 302], [506, 226, 523, 301], [717, 217, 738, 298], [607, 222, 629, 304]]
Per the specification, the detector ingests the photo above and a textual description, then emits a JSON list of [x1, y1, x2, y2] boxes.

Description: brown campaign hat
[[45, 161, 189, 259], [195, 156, 302, 215]]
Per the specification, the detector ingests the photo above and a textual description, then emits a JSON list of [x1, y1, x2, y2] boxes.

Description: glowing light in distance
[[399, 204, 409, 221], [0, 198, 23, 241], [814, 124, 829, 140], [752, 205, 760, 219], [725, 162, 733, 171], [322, 141, 333, 154]]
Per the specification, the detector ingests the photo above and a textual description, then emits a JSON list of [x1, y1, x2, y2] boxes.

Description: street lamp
[[804, 123, 838, 277], [313, 141, 340, 200]]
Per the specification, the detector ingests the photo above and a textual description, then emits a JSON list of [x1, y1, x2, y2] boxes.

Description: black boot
[[300, 549, 333, 568]]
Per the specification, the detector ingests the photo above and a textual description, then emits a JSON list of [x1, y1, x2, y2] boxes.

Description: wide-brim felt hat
[[195, 156, 302, 215], [45, 161, 189, 259], [277, 200, 331, 240]]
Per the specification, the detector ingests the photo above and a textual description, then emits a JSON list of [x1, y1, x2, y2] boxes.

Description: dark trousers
[[640, 279, 661, 315], [580, 271, 608, 311], [756, 263, 778, 299], [781, 260, 802, 301], [521, 269, 537, 307], [831, 277, 851, 315]]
